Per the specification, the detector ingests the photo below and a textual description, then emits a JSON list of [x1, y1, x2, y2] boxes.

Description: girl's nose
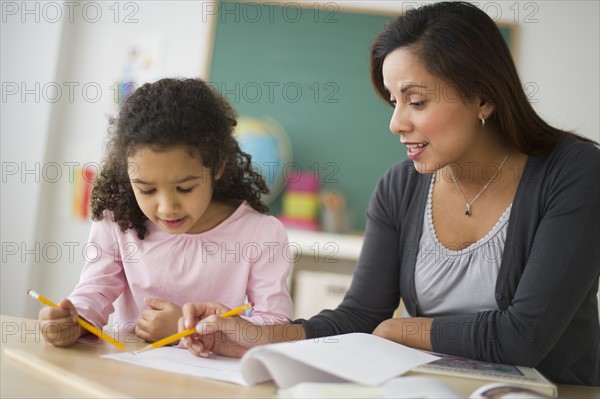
[[157, 194, 180, 216]]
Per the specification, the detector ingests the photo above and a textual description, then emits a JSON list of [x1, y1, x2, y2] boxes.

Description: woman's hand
[[38, 298, 82, 347], [136, 298, 182, 343], [372, 317, 433, 351], [179, 302, 287, 358]]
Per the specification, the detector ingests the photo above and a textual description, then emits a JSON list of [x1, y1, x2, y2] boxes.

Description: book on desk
[[407, 352, 556, 397]]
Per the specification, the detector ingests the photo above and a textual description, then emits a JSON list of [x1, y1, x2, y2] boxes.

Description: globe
[[234, 116, 293, 204]]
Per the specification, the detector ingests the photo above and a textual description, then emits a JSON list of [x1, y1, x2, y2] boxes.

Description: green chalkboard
[[209, 2, 397, 230]]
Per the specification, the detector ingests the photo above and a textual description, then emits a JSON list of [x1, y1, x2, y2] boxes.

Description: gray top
[[294, 137, 599, 386], [414, 174, 510, 317]]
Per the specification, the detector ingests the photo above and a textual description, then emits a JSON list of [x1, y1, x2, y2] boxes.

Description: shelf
[[286, 228, 364, 261]]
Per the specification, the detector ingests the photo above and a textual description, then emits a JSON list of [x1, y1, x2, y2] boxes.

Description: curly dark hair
[[90, 78, 270, 239]]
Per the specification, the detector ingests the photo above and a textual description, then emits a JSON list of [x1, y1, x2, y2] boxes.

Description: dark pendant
[[465, 204, 471, 216]]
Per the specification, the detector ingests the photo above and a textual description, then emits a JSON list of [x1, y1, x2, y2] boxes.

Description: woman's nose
[[389, 105, 411, 135]]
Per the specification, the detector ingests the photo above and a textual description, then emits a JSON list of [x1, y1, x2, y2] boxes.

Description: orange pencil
[[134, 302, 254, 354], [27, 289, 126, 351]]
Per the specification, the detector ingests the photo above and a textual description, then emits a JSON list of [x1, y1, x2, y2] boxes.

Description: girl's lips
[[161, 217, 186, 229]]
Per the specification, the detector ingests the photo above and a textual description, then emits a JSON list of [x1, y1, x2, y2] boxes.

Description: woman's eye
[[410, 101, 425, 108], [177, 187, 194, 194]]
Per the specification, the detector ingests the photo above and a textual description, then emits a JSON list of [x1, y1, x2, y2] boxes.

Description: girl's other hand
[[38, 298, 82, 347], [136, 298, 182, 343]]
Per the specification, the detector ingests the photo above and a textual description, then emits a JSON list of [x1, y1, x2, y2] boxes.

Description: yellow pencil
[[27, 289, 126, 351], [134, 302, 254, 354]]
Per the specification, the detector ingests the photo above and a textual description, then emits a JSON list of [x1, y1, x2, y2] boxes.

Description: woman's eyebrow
[[400, 83, 427, 93]]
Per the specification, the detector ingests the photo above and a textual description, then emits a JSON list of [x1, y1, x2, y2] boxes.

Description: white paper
[[241, 333, 439, 388], [103, 333, 439, 388], [277, 376, 462, 398], [102, 348, 248, 386]]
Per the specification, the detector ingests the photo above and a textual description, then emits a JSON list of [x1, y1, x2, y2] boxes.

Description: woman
[[179, 2, 599, 386]]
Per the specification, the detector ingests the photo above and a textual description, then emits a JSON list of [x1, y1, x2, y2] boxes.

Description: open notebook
[[103, 333, 439, 388]]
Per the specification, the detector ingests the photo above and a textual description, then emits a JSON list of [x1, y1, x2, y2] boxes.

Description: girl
[[178, 2, 599, 386], [39, 78, 293, 346]]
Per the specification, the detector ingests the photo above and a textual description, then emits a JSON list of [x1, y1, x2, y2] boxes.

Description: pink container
[[286, 171, 320, 192]]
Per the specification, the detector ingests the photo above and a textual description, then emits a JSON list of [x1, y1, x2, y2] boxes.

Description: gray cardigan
[[294, 137, 599, 386]]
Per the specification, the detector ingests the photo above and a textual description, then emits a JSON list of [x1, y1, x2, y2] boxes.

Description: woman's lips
[[405, 142, 428, 160]]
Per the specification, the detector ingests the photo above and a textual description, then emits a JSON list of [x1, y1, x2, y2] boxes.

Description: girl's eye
[[410, 101, 425, 108], [177, 187, 194, 194], [138, 188, 156, 195]]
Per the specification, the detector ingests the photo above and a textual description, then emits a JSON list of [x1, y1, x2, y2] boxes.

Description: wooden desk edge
[[2, 315, 598, 398]]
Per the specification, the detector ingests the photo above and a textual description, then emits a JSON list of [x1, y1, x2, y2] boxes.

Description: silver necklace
[[449, 153, 509, 216]]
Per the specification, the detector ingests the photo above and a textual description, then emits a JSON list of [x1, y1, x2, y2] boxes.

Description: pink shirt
[[69, 201, 293, 335]]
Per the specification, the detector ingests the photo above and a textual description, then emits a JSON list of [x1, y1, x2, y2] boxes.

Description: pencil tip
[[134, 346, 150, 355]]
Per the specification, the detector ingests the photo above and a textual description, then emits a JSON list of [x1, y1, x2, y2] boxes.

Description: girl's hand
[[136, 298, 182, 343], [179, 301, 271, 358], [38, 298, 82, 347]]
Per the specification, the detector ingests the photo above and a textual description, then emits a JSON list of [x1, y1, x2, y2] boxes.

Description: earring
[[480, 116, 486, 127]]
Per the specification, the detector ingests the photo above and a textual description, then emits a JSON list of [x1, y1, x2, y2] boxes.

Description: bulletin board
[[207, 1, 517, 231]]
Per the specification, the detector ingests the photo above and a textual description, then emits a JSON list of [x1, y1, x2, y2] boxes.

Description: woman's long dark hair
[[370, 1, 596, 155], [90, 78, 270, 239]]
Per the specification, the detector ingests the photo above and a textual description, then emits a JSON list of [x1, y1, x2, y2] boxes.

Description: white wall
[[1, 1, 598, 318], [516, 1, 599, 138], [1, 5, 64, 317]]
